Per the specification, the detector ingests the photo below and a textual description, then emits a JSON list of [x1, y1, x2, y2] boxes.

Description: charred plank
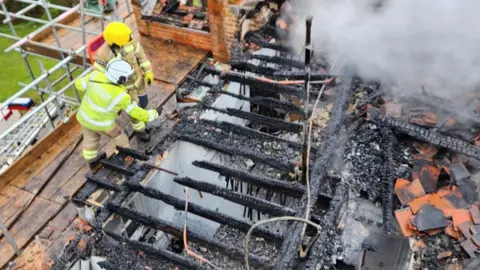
[[273, 70, 338, 81], [175, 134, 296, 171], [200, 103, 302, 133], [192, 160, 306, 197], [276, 76, 353, 269], [100, 159, 135, 176], [125, 181, 283, 242], [85, 174, 124, 192], [106, 203, 273, 268], [373, 115, 480, 160], [174, 177, 296, 217], [104, 231, 208, 270], [250, 54, 305, 69], [203, 67, 306, 98], [116, 146, 150, 161], [199, 119, 306, 152]]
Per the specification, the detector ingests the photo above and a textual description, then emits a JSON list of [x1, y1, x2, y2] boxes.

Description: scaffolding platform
[[20, 0, 136, 65]]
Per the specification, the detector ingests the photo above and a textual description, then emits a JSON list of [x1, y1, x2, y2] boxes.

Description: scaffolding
[[0, 0, 133, 174]]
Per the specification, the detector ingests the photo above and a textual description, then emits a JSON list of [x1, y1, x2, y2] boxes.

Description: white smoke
[[288, 0, 480, 97]]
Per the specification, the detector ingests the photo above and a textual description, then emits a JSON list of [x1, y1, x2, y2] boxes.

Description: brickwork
[[133, 0, 244, 62]]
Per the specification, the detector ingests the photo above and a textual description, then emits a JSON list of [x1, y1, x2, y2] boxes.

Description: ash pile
[[354, 83, 480, 269]]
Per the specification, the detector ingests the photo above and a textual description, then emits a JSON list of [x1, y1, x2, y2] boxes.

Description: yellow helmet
[[103, 22, 132, 47]]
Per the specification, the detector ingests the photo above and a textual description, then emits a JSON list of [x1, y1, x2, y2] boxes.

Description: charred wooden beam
[[227, 107, 303, 133], [193, 160, 306, 197], [100, 159, 135, 176], [174, 177, 296, 217], [199, 119, 306, 152], [380, 127, 396, 233], [209, 88, 306, 115], [373, 115, 480, 160], [203, 67, 306, 98], [246, 38, 291, 52], [104, 231, 208, 270], [175, 134, 296, 171], [125, 181, 283, 242], [306, 184, 348, 269], [277, 75, 353, 269], [273, 70, 338, 81], [106, 203, 273, 269], [250, 54, 305, 69], [85, 174, 124, 192], [116, 146, 149, 161], [230, 61, 278, 76]]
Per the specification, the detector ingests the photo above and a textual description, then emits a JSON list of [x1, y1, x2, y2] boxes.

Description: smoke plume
[[288, 0, 480, 97]]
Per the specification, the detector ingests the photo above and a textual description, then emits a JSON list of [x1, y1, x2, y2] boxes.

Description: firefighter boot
[[88, 151, 107, 172], [135, 130, 151, 142]]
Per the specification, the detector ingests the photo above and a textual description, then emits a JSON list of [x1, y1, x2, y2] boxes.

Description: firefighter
[[93, 21, 154, 140], [75, 59, 160, 170]]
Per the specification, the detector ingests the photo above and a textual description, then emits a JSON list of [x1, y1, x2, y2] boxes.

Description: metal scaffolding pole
[[0, 45, 87, 111], [0, 67, 92, 143]]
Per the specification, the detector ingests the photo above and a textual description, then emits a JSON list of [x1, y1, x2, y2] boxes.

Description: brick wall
[[133, 0, 244, 62]]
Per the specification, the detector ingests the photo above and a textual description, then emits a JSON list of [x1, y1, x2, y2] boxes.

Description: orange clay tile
[[445, 210, 473, 230], [409, 195, 431, 214], [445, 225, 462, 240], [395, 179, 426, 205], [418, 165, 440, 193], [395, 208, 415, 237], [395, 178, 410, 191], [471, 205, 480, 225], [428, 194, 452, 211]]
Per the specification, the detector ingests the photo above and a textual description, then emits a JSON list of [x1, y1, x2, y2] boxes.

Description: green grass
[[0, 22, 83, 104]]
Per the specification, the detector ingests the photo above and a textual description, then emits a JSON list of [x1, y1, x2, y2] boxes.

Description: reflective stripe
[[85, 95, 109, 113], [132, 121, 145, 131], [83, 149, 98, 160], [125, 102, 138, 114], [140, 61, 151, 68], [78, 109, 115, 127], [135, 42, 140, 54], [83, 142, 99, 148], [148, 110, 156, 122], [81, 78, 88, 89], [107, 92, 127, 111], [124, 44, 134, 53], [94, 62, 106, 72]]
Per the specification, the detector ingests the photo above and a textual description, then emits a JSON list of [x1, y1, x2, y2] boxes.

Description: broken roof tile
[[428, 194, 453, 211], [413, 156, 434, 179], [412, 239, 427, 252], [380, 103, 402, 118], [418, 165, 440, 193], [443, 191, 470, 209], [460, 239, 478, 258], [444, 209, 472, 229], [453, 154, 470, 165], [458, 179, 478, 204], [427, 228, 443, 236], [395, 179, 426, 205], [471, 225, 480, 235], [445, 225, 462, 240], [472, 234, 480, 248], [471, 205, 480, 225], [411, 204, 449, 232], [449, 163, 471, 183], [413, 142, 439, 158], [458, 221, 474, 239], [408, 195, 431, 214], [395, 208, 415, 237], [437, 251, 453, 260], [435, 157, 452, 175]]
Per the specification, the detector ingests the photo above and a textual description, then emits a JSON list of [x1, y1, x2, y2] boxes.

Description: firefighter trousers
[[81, 123, 130, 161]]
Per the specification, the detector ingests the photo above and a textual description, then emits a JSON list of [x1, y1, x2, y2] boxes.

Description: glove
[[144, 71, 154, 86], [148, 109, 159, 123]]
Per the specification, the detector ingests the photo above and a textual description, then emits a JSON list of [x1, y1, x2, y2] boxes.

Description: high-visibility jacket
[[75, 71, 158, 132], [93, 40, 152, 91]]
